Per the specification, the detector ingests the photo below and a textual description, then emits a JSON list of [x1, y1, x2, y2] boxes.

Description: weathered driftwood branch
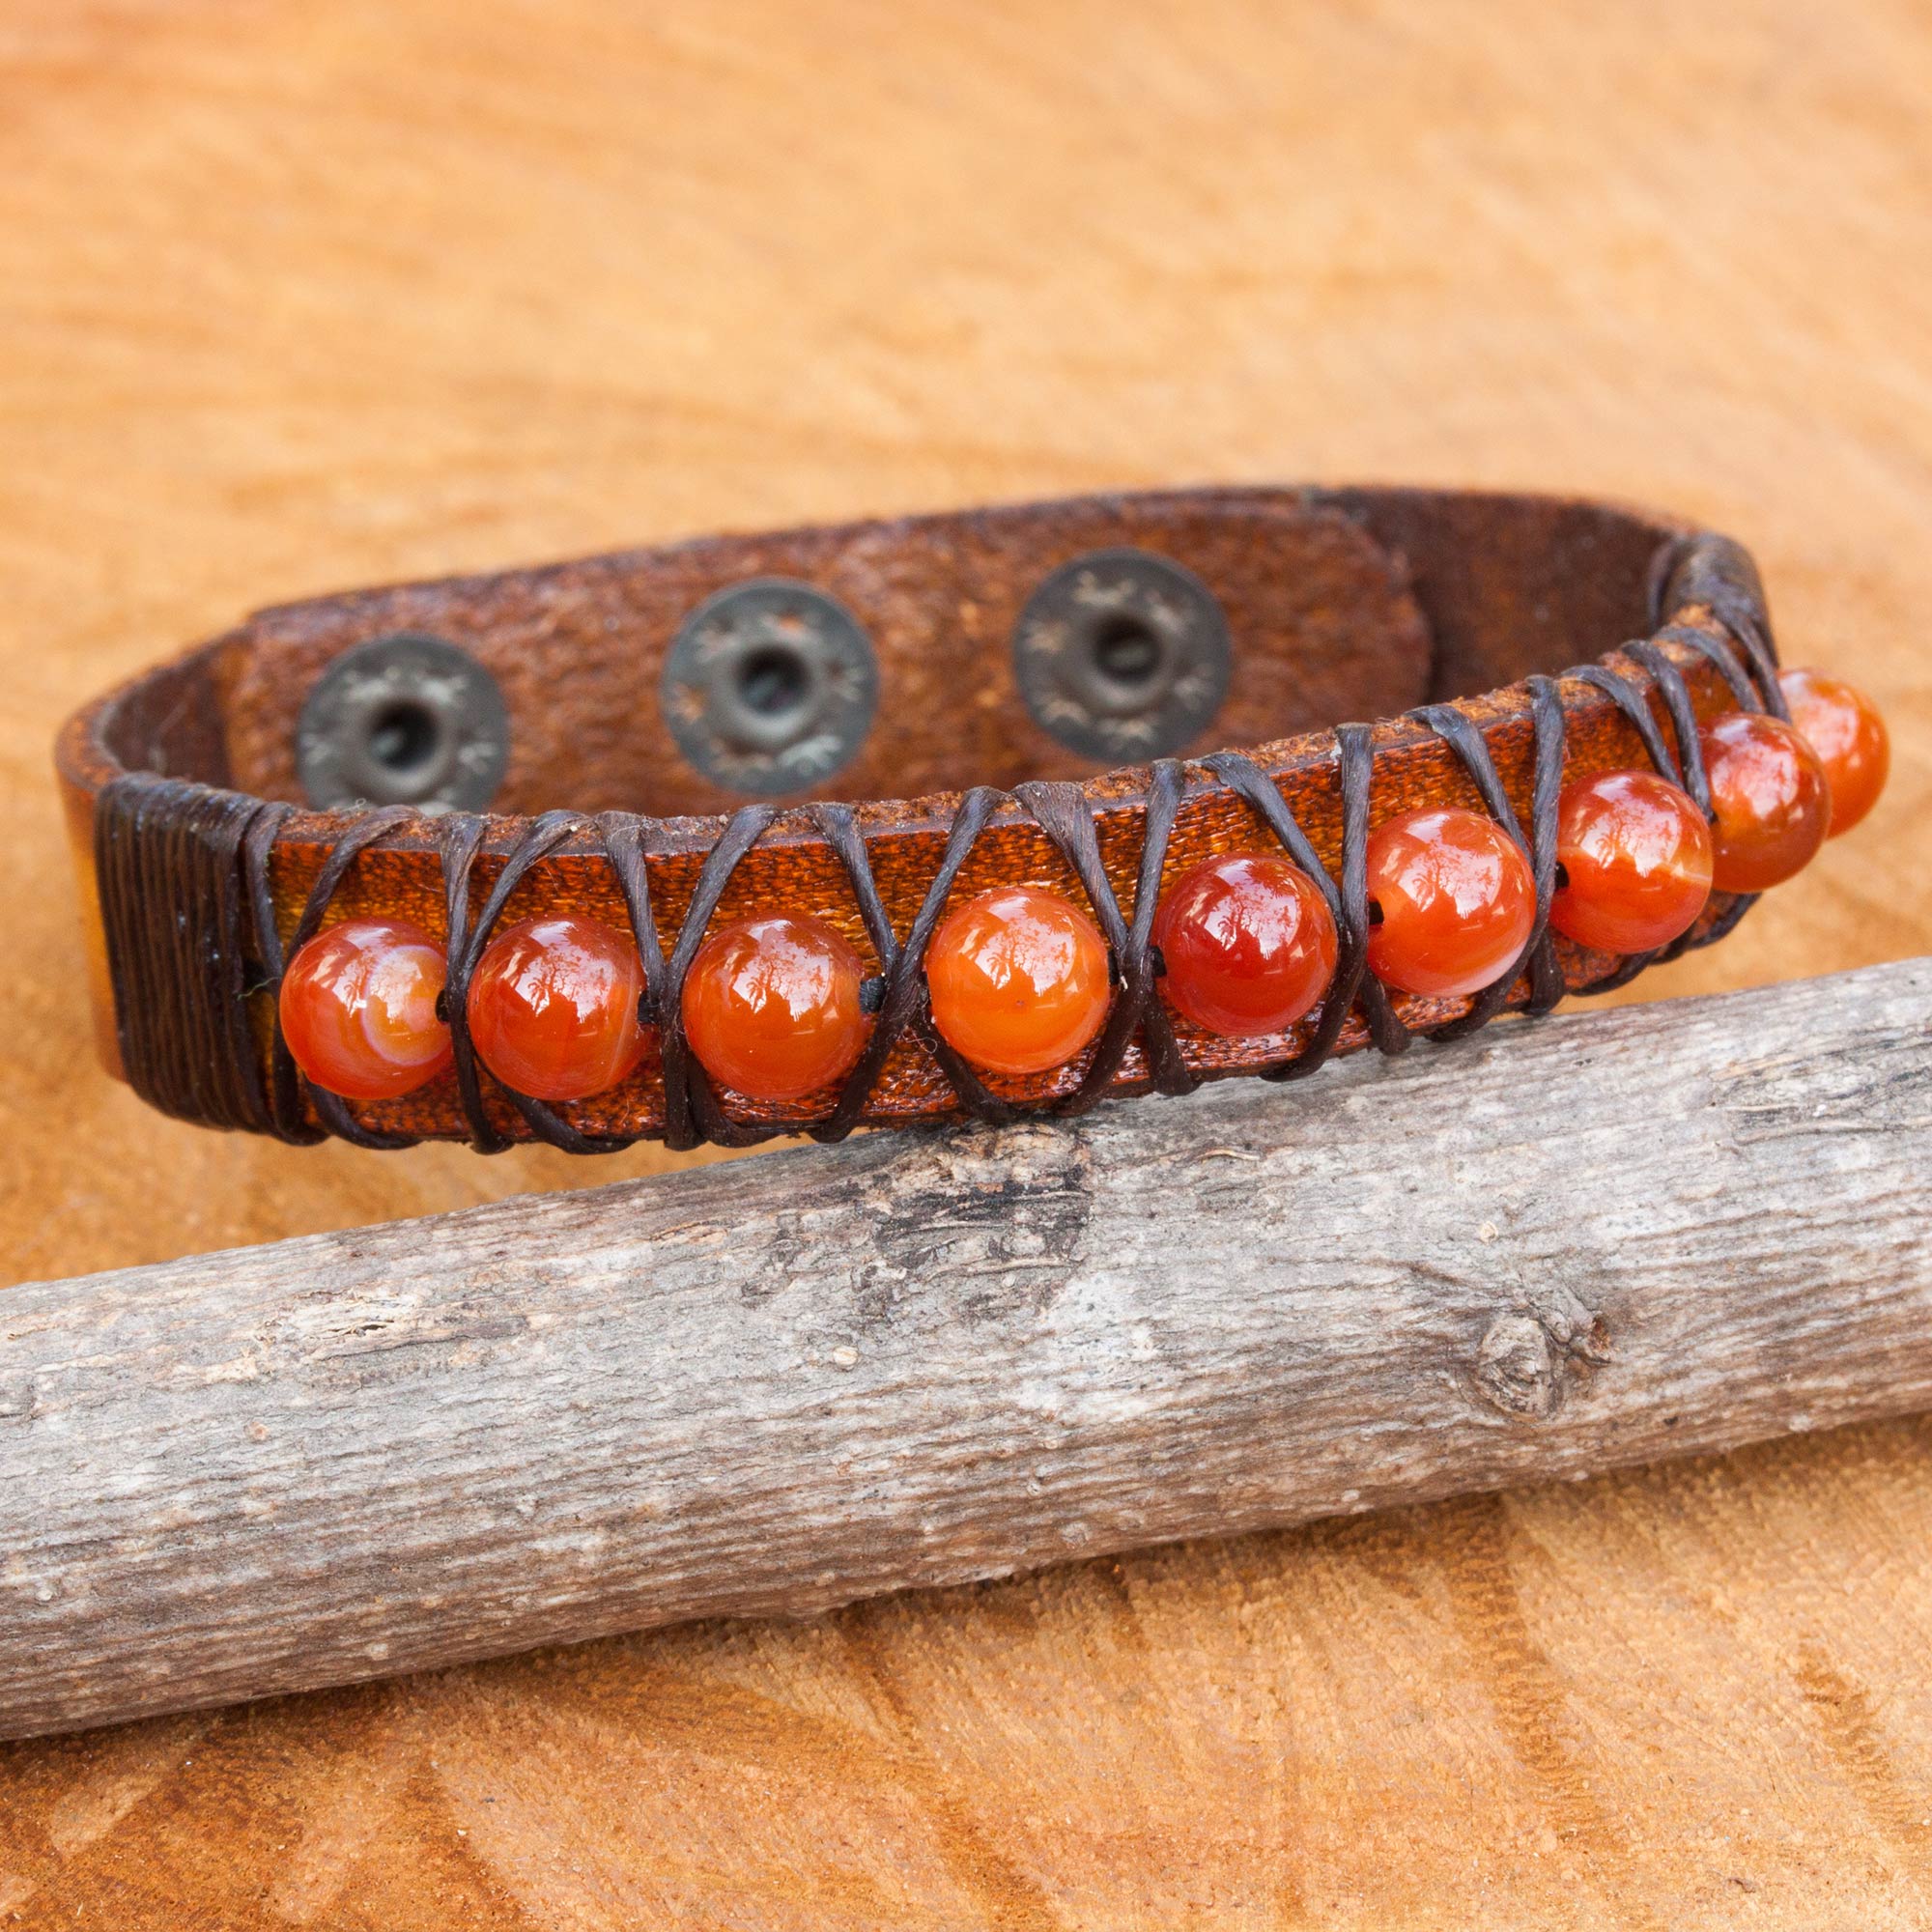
[[3, 957, 1929, 1741]]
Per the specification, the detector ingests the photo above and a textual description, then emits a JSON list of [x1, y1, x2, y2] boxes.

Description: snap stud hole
[[1091, 615, 1164, 690], [366, 699, 442, 776], [736, 643, 811, 720]]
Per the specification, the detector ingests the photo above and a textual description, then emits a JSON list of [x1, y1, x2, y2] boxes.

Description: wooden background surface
[[2, 0, 1929, 1923]]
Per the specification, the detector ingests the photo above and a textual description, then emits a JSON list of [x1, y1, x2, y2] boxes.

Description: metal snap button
[[1011, 548, 1232, 762], [663, 579, 878, 797], [297, 633, 510, 812]]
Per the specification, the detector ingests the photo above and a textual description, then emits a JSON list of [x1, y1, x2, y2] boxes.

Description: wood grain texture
[[2, 0, 1930, 1921], [5, 958, 1932, 1747]]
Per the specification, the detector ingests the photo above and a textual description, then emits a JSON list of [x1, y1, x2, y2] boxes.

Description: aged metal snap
[[297, 633, 510, 813], [663, 579, 878, 796], [1011, 548, 1231, 762]]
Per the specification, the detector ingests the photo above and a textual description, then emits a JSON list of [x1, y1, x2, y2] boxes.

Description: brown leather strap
[[55, 486, 1778, 1150]]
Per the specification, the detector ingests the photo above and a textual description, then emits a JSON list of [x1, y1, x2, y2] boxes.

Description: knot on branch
[[1476, 1313, 1562, 1417], [1473, 1271, 1610, 1419]]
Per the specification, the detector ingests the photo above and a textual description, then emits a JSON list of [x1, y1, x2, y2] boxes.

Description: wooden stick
[[4, 958, 1929, 1742]]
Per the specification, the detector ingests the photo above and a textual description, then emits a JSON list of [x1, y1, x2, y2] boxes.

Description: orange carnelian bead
[[1697, 711, 1831, 894], [1549, 770, 1714, 954], [1778, 667, 1889, 837], [279, 918, 453, 1100], [1365, 807, 1535, 999], [682, 915, 868, 1102], [1153, 853, 1338, 1037], [468, 915, 647, 1102], [926, 887, 1111, 1076]]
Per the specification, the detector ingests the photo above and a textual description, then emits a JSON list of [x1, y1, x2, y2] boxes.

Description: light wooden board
[[1, 0, 1928, 1921]]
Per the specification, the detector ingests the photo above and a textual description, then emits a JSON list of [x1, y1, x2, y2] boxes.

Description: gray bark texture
[[4, 957, 1929, 1742]]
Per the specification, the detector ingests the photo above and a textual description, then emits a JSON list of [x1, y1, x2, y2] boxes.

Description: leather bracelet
[[55, 486, 1884, 1154]]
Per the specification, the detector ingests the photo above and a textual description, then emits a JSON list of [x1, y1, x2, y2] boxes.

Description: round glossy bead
[[1152, 853, 1338, 1037], [1697, 711, 1831, 894], [1548, 769, 1714, 954], [926, 887, 1111, 1076], [279, 918, 452, 1100], [1365, 807, 1536, 999], [467, 915, 647, 1102], [682, 915, 868, 1102], [1778, 667, 1889, 837]]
